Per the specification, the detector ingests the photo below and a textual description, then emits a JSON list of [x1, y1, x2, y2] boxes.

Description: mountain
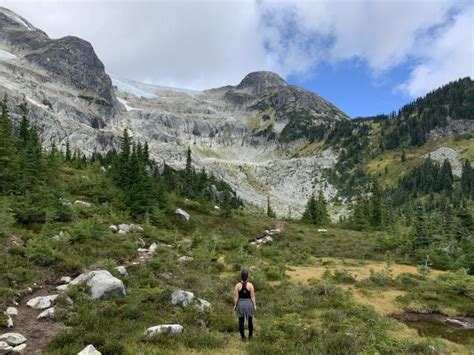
[[1, 7, 471, 219], [0, 7, 349, 218]]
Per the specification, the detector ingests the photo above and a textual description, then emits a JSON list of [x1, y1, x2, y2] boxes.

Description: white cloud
[[2, 0, 472, 97], [399, 6, 474, 97]]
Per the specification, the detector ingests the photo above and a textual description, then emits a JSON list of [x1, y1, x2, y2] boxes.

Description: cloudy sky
[[3, 0, 473, 117]]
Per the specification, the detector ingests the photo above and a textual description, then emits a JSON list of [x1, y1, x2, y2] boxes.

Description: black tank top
[[238, 282, 251, 299]]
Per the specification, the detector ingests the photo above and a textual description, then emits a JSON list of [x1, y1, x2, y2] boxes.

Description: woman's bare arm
[[233, 284, 239, 309], [250, 284, 256, 310]]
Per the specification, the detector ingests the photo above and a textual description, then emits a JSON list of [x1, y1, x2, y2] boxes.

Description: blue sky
[[289, 60, 414, 117], [4, 0, 473, 118]]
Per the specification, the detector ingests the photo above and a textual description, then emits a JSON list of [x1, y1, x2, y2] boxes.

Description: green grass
[[1, 165, 473, 354]]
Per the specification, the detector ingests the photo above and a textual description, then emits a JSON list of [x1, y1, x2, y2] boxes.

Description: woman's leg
[[248, 316, 253, 338], [239, 317, 245, 338]]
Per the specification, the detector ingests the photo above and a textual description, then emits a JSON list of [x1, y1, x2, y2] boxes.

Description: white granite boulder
[[0, 333, 26, 346], [70, 270, 126, 299], [144, 324, 183, 337], [171, 290, 211, 312], [175, 209, 190, 222], [26, 295, 58, 310], [37, 307, 55, 320], [78, 344, 101, 355]]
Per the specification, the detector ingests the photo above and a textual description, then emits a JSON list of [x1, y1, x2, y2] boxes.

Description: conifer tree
[[0, 95, 16, 193], [266, 196, 276, 218]]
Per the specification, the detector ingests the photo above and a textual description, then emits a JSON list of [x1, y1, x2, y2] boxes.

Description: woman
[[233, 269, 256, 340]]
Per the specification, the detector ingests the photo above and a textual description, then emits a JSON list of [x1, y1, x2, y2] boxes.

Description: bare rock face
[[0, 7, 348, 217], [25, 36, 115, 112]]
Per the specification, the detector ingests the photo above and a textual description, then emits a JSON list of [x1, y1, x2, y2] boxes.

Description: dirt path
[[2, 281, 65, 355]]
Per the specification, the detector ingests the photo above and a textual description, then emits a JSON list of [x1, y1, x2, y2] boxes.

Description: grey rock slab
[[70, 270, 125, 299], [0, 333, 26, 346], [78, 344, 101, 355], [144, 324, 184, 337], [26, 295, 58, 310]]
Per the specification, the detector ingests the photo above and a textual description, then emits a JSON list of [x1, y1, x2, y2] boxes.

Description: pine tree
[[302, 194, 317, 224], [0, 94, 16, 193], [461, 160, 473, 198], [18, 99, 30, 145], [266, 196, 276, 218]]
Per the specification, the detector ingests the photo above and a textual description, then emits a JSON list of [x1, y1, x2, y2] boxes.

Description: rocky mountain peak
[[0, 7, 116, 115], [236, 71, 287, 94], [0, 7, 39, 32]]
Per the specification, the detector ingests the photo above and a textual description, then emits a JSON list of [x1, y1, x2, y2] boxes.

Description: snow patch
[[110, 74, 201, 98], [0, 49, 16, 62], [117, 97, 140, 112], [112, 77, 156, 99], [26, 97, 49, 110]]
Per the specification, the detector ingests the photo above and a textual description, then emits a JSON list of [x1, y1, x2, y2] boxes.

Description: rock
[[0, 333, 26, 346], [74, 200, 92, 208], [6, 315, 13, 328], [115, 266, 128, 276], [78, 344, 101, 355], [250, 235, 273, 247], [175, 209, 190, 222], [60, 276, 72, 284], [317, 228, 327, 232], [118, 224, 130, 233], [129, 224, 144, 232], [423, 147, 462, 177], [70, 270, 126, 299], [5, 307, 17, 317], [197, 298, 211, 313], [171, 290, 195, 307], [171, 290, 211, 312], [144, 324, 184, 337], [148, 243, 157, 253], [37, 307, 55, 320], [118, 230, 126, 235], [11, 343, 26, 354], [56, 285, 68, 292], [26, 295, 58, 310], [135, 238, 146, 247], [27, 288, 33, 294], [0, 341, 12, 354], [446, 318, 470, 328], [214, 205, 220, 210], [108, 225, 118, 233], [178, 256, 193, 262]]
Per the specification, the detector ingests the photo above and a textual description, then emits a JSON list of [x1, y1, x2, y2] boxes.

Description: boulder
[[250, 235, 273, 247], [177, 256, 193, 262], [108, 225, 118, 233], [26, 295, 58, 310], [144, 324, 183, 337], [0, 333, 26, 346], [78, 344, 101, 355], [5, 307, 17, 317], [115, 266, 128, 276], [175, 209, 190, 222], [56, 285, 68, 292], [0, 341, 12, 354], [37, 307, 55, 320], [317, 229, 328, 232], [148, 243, 157, 253], [70, 270, 126, 299], [171, 290, 195, 307], [60, 276, 72, 284], [74, 200, 92, 208], [171, 290, 211, 312], [6, 315, 13, 328], [197, 298, 211, 313], [117, 224, 143, 234], [11, 343, 26, 354]]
